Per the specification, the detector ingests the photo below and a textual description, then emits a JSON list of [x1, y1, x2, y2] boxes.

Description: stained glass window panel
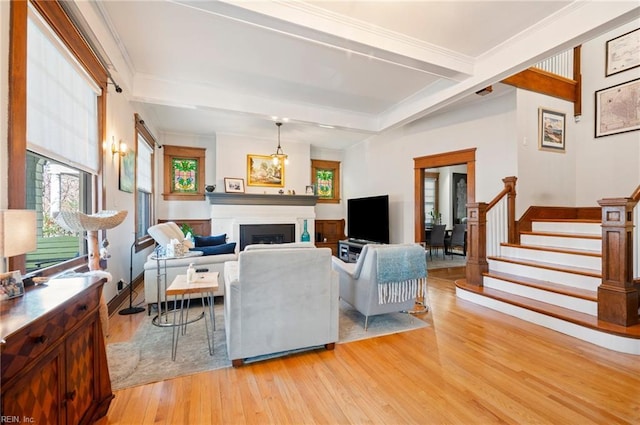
[[172, 158, 197, 192], [316, 169, 334, 198]]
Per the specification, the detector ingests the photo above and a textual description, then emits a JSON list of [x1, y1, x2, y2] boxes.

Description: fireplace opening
[[240, 224, 295, 251]]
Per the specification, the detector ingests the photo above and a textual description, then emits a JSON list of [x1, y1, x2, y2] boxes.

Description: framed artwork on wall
[[162, 145, 206, 200], [119, 151, 135, 193], [538, 108, 566, 152], [224, 177, 245, 193], [595, 78, 640, 138], [452, 173, 467, 225], [247, 154, 284, 187], [311, 159, 340, 203], [605, 28, 640, 77]]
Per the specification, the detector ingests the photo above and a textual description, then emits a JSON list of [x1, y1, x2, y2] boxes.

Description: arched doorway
[[413, 148, 476, 243]]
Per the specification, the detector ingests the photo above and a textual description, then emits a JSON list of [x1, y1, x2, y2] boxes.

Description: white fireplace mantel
[[210, 203, 316, 248], [206, 192, 318, 206]]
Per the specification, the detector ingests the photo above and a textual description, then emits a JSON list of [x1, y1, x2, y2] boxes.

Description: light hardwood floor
[[98, 267, 640, 424]]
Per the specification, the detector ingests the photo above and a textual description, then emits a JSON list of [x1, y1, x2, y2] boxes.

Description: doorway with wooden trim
[[414, 149, 476, 244]]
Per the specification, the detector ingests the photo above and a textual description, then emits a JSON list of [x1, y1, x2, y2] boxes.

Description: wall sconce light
[[111, 137, 128, 157]]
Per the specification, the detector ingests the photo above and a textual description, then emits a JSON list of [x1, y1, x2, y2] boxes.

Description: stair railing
[[466, 177, 517, 286]]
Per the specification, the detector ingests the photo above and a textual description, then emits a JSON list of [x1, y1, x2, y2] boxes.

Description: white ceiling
[[66, 1, 639, 150]]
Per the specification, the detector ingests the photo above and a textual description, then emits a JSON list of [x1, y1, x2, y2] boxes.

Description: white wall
[[343, 91, 519, 244], [100, 90, 161, 301], [575, 20, 640, 202], [516, 91, 578, 211], [216, 133, 312, 196]]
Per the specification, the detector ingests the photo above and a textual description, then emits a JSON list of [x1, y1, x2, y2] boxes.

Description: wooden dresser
[[1, 276, 113, 424], [315, 219, 346, 256]]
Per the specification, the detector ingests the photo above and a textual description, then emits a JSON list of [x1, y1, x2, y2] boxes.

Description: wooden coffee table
[[166, 272, 219, 360]]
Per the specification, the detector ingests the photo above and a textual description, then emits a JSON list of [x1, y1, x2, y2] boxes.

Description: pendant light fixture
[[271, 122, 289, 165]]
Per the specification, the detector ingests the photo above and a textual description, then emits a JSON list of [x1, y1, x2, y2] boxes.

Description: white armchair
[[224, 243, 339, 366], [331, 244, 427, 330]]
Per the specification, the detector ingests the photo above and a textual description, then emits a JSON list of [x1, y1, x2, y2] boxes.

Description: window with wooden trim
[[424, 172, 440, 226], [9, 1, 107, 273], [162, 145, 206, 201], [311, 159, 340, 204], [135, 115, 156, 249]]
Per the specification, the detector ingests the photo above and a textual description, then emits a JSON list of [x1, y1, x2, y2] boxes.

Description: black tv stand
[[338, 239, 382, 263]]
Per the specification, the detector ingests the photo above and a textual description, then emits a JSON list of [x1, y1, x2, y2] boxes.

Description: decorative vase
[[301, 219, 311, 242]]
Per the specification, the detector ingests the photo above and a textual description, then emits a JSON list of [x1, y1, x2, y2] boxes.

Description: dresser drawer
[[1, 313, 65, 383], [61, 285, 101, 333]]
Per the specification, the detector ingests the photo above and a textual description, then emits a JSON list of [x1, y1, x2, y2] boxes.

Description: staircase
[[456, 217, 640, 355]]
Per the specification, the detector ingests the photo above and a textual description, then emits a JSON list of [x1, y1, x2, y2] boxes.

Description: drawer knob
[[32, 335, 48, 344], [66, 390, 76, 401], [78, 304, 88, 311]]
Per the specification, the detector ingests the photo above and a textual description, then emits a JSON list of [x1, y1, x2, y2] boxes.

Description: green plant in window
[[316, 169, 334, 198]]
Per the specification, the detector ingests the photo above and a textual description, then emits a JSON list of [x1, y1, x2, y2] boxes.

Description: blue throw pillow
[[194, 234, 226, 247], [192, 242, 236, 256]]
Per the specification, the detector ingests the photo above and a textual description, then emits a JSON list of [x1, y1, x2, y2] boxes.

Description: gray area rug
[[107, 299, 428, 391]]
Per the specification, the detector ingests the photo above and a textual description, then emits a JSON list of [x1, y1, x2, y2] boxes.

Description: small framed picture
[[605, 28, 640, 77], [538, 108, 566, 152], [0, 270, 25, 300], [305, 185, 315, 195], [224, 177, 245, 193]]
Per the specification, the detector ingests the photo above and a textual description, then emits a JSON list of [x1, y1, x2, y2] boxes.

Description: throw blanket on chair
[[376, 245, 427, 304]]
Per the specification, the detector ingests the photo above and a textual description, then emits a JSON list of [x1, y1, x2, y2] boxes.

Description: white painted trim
[[456, 288, 640, 355]]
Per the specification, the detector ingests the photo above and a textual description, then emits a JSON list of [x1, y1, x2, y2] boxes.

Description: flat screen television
[[347, 195, 389, 244]]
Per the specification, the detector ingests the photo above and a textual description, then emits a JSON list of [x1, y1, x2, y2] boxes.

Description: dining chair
[[427, 224, 447, 259], [445, 223, 467, 258]]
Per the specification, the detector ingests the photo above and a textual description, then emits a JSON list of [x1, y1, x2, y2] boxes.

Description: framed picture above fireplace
[[247, 154, 284, 187]]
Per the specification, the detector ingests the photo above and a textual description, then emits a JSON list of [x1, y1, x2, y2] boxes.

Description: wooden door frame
[[413, 149, 476, 242]]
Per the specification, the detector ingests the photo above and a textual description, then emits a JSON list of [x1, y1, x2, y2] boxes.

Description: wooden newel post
[[466, 202, 489, 286], [597, 198, 638, 326], [503, 176, 517, 244]]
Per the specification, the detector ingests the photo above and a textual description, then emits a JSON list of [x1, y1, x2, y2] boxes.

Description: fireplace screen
[[239, 224, 295, 251]]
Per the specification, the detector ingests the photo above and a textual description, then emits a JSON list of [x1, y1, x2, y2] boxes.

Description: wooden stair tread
[[520, 230, 601, 240], [488, 255, 601, 278], [456, 280, 640, 339], [501, 242, 601, 257], [531, 218, 601, 224], [483, 270, 597, 301]]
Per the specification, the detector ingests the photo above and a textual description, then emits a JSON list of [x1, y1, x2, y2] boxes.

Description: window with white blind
[[135, 116, 156, 244], [23, 5, 98, 271], [26, 7, 100, 174], [424, 172, 439, 227]]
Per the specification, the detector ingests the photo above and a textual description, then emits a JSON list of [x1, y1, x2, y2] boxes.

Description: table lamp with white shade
[[0, 209, 37, 274]]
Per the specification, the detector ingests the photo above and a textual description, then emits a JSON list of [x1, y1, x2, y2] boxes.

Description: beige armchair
[[331, 244, 427, 330]]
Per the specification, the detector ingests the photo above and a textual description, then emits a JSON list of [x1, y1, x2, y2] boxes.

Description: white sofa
[[223, 243, 338, 366], [143, 222, 238, 309]]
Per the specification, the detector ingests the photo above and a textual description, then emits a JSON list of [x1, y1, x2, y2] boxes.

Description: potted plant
[[429, 209, 442, 225]]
